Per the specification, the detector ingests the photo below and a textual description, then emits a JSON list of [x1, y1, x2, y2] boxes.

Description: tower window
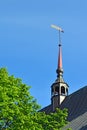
[[61, 86, 65, 95], [54, 86, 59, 95]]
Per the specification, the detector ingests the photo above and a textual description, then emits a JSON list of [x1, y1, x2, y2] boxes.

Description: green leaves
[[0, 68, 69, 130], [32, 108, 68, 130], [0, 68, 40, 130]]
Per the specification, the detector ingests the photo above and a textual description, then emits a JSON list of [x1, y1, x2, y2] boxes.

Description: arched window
[[54, 86, 59, 95], [61, 86, 65, 95]]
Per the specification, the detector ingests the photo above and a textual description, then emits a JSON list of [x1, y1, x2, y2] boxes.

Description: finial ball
[[59, 44, 62, 47]]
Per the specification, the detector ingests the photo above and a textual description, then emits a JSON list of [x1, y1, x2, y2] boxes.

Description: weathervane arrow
[[51, 24, 64, 33]]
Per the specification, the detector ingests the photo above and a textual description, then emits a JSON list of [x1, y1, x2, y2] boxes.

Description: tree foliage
[[0, 68, 69, 130], [32, 108, 68, 130], [0, 68, 40, 130]]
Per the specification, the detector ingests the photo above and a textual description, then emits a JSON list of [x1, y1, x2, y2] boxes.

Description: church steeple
[[51, 25, 69, 111]]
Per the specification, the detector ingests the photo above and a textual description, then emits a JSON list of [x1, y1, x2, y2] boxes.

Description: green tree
[[32, 108, 68, 130], [0, 68, 69, 130], [0, 68, 40, 130]]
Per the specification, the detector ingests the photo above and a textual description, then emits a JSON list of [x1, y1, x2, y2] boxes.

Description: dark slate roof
[[60, 86, 87, 121], [62, 112, 87, 130], [40, 86, 87, 130], [61, 86, 87, 130], [40, 104, 52, 114]]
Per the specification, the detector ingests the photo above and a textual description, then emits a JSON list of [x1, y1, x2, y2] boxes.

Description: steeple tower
[[51, 25, 69, 111]]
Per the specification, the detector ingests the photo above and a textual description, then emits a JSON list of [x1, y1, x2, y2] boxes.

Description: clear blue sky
[[0, 0, 87, 108]]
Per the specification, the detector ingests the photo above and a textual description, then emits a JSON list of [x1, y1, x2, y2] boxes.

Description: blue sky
[[0, 0, 87, 107]]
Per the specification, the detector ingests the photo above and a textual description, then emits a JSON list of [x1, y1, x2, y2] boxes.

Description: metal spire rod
[[59, 30, 61, 45]]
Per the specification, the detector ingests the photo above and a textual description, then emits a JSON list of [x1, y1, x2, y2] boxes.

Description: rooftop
[[40, 86, 87, 130]]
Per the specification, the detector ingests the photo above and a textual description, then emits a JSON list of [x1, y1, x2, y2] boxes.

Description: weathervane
[[51, 24, 64, 45]]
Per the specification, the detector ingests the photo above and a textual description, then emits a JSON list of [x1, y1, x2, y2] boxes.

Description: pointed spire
[[58, 44, 62, 69], [56, 44, 63, 80], [51, 24, 64, 81]]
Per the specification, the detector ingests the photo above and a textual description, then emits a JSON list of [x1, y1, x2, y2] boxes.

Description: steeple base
[[51, 95, 66, 111]]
